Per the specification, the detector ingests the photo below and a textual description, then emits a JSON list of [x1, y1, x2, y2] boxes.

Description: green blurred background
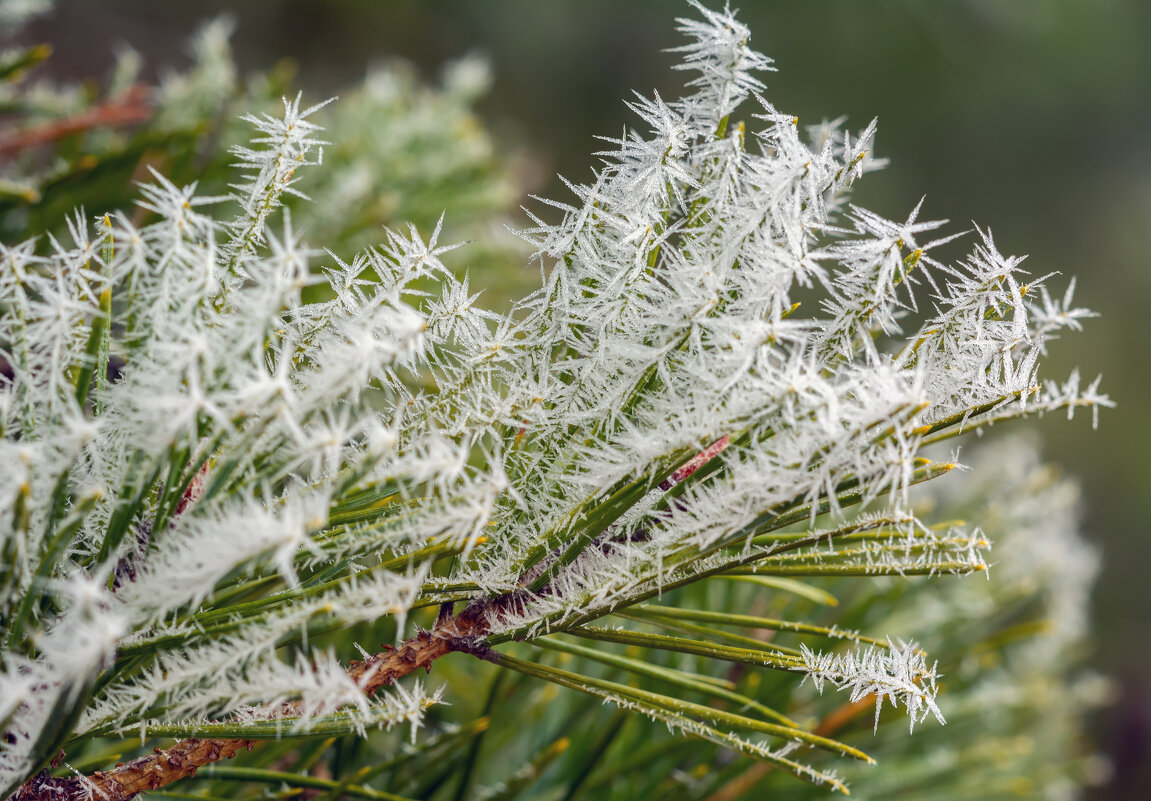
[[21, 0, 1151, 796]]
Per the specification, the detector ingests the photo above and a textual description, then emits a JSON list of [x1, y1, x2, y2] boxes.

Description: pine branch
[[0, 3, 1107, 798], [10, 604, 499, 801], [703, 693, 878, 801], [0, 85, 153, 156]]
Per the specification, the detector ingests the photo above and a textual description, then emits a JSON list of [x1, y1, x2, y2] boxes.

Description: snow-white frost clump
[[800, 641, 945, 734]]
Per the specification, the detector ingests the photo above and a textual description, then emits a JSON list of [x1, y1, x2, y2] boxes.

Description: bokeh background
[[19, 0, 1151, 796]]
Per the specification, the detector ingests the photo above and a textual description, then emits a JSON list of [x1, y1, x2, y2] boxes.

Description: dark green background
[[25, 1, 1151, 796]]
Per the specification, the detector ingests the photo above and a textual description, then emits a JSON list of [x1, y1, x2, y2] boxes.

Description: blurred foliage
[[0, 12, 531, 305]]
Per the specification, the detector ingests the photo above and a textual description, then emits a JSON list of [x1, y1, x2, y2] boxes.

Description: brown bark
[[0, 85, 152, 157], [10, 603, 497, 801]]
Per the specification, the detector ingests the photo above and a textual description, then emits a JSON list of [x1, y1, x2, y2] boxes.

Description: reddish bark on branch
[[9, 604, 497, 801], [0, 84, 152, 157]]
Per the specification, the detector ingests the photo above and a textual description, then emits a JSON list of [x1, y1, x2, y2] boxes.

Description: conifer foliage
[[0, 3, 1108, 799]]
